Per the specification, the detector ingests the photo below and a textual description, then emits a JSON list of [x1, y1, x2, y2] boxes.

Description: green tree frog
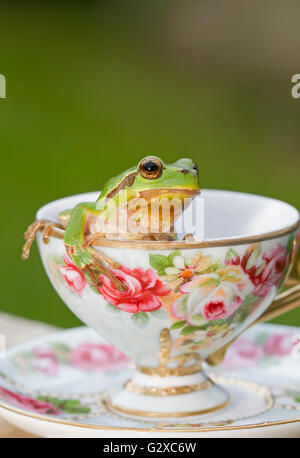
[[22, 156, 200, 291]]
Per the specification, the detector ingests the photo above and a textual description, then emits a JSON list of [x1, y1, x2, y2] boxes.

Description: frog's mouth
[[138, 188, 200, 202]]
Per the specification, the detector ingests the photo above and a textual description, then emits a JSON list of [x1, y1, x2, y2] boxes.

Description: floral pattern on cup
[[225, 243, 290, 298], [98, 266, 170, 313], [59, 255, 86, 295], [47, 239, 292, 342]]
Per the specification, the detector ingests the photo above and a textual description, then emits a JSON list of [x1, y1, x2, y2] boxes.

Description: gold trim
[[255, 284, 300, 323], [39, 220, 299, 251], [284, 237, 298, 284], [158, 328, 171, 372], [138, 361, 203, 377], [105, 397, 231, 418], [137, 328, 203, 377], [124, 379, 213, 396]]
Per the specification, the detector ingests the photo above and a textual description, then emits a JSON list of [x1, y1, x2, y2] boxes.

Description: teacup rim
[[36, 189, 300, 250]]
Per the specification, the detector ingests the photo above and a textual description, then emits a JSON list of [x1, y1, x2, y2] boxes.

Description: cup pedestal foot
[[105, 369, 230, 421]]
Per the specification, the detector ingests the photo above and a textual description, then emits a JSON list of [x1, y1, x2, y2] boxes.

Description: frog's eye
[[139, 157, 163, 179]]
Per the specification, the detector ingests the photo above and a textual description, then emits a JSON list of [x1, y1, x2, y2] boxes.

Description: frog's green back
[[97, 165, 137, 201]]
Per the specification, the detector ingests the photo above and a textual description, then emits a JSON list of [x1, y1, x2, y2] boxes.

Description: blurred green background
[[1, 0, 299, 327]]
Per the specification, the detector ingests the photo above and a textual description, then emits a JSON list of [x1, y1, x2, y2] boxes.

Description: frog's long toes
[[112, 277, 127, 292], [87, 246, 121, 269], [183, 233, 194, 241], [155, 233, 176, 241], [22, 220, 47, 260], [42, 223, 56, 244], [21, 245, 30, 260], [82, 266, 102, 287]]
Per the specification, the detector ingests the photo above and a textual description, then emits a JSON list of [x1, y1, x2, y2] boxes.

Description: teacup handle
[[206, 237, 300, 366]]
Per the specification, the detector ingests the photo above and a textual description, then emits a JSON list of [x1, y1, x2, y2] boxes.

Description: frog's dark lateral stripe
[[106, 172, 137, 199]]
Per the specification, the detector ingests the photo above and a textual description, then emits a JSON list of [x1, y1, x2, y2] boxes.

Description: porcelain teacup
[[35, 190, 300, 420]]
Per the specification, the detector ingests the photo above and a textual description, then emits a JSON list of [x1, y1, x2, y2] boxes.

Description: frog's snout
[[174, 158, 198, 174]]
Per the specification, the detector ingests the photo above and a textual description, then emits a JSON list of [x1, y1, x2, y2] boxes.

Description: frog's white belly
[[88, 201, 177, 241]]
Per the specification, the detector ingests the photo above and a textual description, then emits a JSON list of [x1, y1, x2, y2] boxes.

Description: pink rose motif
[[257, 244, 289, 293], [228, 243, 289, 297], [32, 348, 59, 376], [223, 338, 264, 369], [176, 278, 249, 324], [202, 296, 242, 321], [98, 266, 171, 313], [263, 333, 293, 357], [59, 255, 86, 295], [0, 387, 60, 415], [70, 343, 129, 371]]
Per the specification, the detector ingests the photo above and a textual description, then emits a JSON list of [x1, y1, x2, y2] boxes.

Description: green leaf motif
[[149, 254, 171, 272], [50, 343, 71, 364], [245, 244, 262, 270], [150, 308, 169, 319], [225, 248, 239, 262], [90, 286, 101, 295], [63, 400, 81, 408], [37, 396, 91, 414], [168, 250, 182, 264], [63, 405, 91, 414], [172, 295, 188, 320], [157, 270, 167, 276], [181, 325, 199, 336], [170, 320, 186, 330], [233, 294, 258, 323], [188, 314, 206, 326], [255, 332, 269, 346], [131, 311, 149, 328], [243, 294, 258, 306]]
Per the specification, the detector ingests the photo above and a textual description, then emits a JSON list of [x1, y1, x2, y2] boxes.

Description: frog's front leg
[[64, 203, 126, 292], [22, 220, 63, 260]]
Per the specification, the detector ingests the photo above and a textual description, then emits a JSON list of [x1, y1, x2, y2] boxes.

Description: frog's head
[[97, 156, 200, 235], [98, 156, 200, 203]]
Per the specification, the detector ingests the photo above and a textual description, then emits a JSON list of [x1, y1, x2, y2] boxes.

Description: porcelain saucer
[[0, 323, 300, 437]]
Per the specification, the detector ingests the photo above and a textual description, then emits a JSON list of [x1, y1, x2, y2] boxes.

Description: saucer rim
[[0, 400, 299, 433]]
